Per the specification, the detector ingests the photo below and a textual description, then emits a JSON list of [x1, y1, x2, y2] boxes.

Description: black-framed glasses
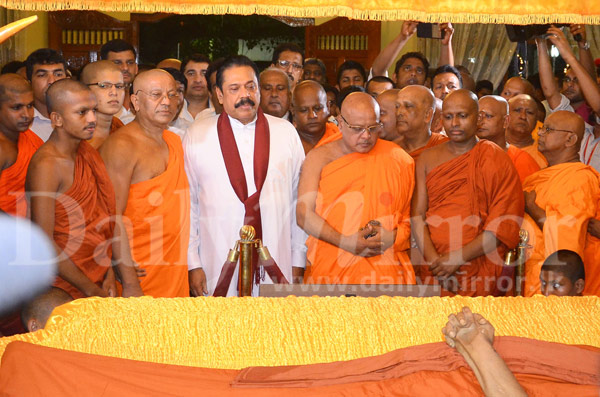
[[539, 125, 574, 135], [339, 114, 382, 135], [277, 60, 303, 70], [87, 82, 128, 90]]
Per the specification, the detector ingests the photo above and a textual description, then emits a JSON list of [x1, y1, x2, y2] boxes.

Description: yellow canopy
[[1, 0, 599, 24]]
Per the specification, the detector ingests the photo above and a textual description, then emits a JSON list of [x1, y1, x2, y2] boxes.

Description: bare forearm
[[536, 40, 561, 109], [411, 217, 440, 262], [459, 231, 500, 263], [299, 209, 344, 248], [372, 35, 411, 76], [578, 45, 597, 80], [526, 206, 546, 231], [112, 218, 141, 287], [56, 247, 105, 297], [439, 43, 454, 67]]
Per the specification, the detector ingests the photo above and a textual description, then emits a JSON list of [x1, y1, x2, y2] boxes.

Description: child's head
[[540, 250, 585, 296]]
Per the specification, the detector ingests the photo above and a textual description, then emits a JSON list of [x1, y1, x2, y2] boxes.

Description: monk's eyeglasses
[[340, 114, 382, 135], [87, 82, 128, 90], [135, 90, 179, 101], [539, 125, 574, 136]]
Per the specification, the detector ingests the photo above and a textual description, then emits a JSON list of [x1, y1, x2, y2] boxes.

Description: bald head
[[131, 69, 178, 127], [79, 60, 121, 85], [507, 94, 538, 141], [442, 89, 479, 142], [477, 95, 509, 141], [132, 68, 175, 94], [538, 110, 585, 160], [443, 89, 478, 112], [480, 95, 508, 115], [0, 73, 32, 105], [260, 67, 292, 118], [292, 79, 324, 106], [46, 78, 92, 114], [501, 77, 535, 100], [260, 67, 291, 91], [396, 85, 435, 141], [339, 92, 380, 153], [376, 88, 400, 140], [292, 79, 328, 138], [341, 92, 380, 119], [21, 287, 72, 332], [402, 85, 435, 110], [156, 58, 182, 70]]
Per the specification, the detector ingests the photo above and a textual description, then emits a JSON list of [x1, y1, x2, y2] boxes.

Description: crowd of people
[[0, 21, 598, 335]]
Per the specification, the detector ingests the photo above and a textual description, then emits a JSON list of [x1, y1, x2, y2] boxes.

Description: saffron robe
[[506, 144, 541, 183], [123, 130, 190, 297], [522, 162, 600, 296], [408, 133, 449, 161], [305, 139, 416, 285], [521, 141, 548, 169], [0, 129, 42, 217], [52, 141, 116, 298], [421, 141, 524, 296]]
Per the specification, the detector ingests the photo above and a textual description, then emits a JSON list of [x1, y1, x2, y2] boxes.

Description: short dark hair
[[99, 39, 137, 60], [271, 43, 304, 65], [1, 61, 25, 75], [394, 52, 430, 78], [304, 58, 326, 74], [366, 75, 395, 92], [25, 49, 67, 81], [337, 85, 365, 109], [336, 60, 367, 86], [216, 55, 260, 91], [205, 57, 225, 92], [475, 79, 494, 93], [542, 250, 585, 282], [322, 83, 339, 101], [431, 65, 463, 88], [161, 67, 187, 91], [180, 53, 211, 74]]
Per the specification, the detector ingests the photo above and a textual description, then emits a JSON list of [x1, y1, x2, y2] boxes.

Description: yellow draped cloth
[[1, 0, 600, 23], [0, 296, 598, 369]]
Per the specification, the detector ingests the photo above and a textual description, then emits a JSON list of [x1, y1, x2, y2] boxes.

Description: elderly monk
[[292, 80, 341, 153], [477, 95, 540, 183], [395, 85, 448, 160], [375, 88, 401, 144], [297, 92, 415, 285], [0, 74, 41, 216], [259, 67, 292, 121], [26, 79, 117, 298], [412, 89, 524, 296], [500, 76, 536, 100], [506, 94, 547, 168], [521, 111, 600, 296], [100, 69, 190, 298], [79, 61, 125, 149]]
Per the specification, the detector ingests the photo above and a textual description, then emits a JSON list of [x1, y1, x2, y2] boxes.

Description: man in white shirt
[[184, 55, 307, 297], [180, 54, 215, 126], [24, 49, 68, 142]]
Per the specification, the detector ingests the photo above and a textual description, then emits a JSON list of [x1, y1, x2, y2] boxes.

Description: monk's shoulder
[[27, 144, 71, 188], [379, 139, 413, 166], [303, 141, 342, 173], [478, 140, 514, 166], [418, 140, 449, 171], [99, 126, 139, 164]]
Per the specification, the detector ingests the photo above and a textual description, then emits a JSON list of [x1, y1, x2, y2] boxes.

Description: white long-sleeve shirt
[[183, 113, 307, 296]]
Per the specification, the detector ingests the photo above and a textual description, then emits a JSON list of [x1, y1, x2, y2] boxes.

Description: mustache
[[85, 123, 96, 129], [235, 98, 255, 108]]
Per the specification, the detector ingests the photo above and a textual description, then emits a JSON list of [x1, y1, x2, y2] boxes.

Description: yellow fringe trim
[[1, 296, 598, 369], [1, 0, 600, 24]]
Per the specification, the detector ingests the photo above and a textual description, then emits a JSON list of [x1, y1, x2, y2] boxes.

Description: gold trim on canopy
[[1, 0, 600, 24]]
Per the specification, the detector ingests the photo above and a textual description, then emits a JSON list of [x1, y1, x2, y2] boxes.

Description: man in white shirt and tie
[[184, 55, 307, 296]]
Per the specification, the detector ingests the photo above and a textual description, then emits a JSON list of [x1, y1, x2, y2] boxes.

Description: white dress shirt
[[184, 113, 307, 296], [116, 106, 135, 125], [31, 107, 53, 142]]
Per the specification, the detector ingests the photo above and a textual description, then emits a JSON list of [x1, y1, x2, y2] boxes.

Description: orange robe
[[408, 132, 449, 160], [305, 139, 416, 285], [52, 141, 116, 299], [110, 116, 125, 133], [506, 144, 540, 183], [522, 162, 600, 296], [422, 141, 524, 296], [0, 129, 42, 217], [1, 337, 598, 396], [521, 141, 548, 169], [123, 130, 190, 297], [313, 122, 342, 149]]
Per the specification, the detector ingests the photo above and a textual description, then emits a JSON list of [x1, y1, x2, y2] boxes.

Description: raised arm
[[371, 21, 418, 77], [26, 156, 108, 297], [438, 23, 455, 67], [99, 137, 144, 297], [569, 24, 597, 80], [535, 36, 563, 110]]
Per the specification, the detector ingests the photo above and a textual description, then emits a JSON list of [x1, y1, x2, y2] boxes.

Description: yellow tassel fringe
[[0, 296, 598, 369]]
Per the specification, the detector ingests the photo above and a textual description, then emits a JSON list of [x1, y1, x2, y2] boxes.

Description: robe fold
[[506, 144, 541, 183], [313, 122, 342, 149], [422, 141, 524, 296], [408, 132, 449, 160], [1, 337, 598, 396], [522, 162, 600, 296], [110, 116, 125, 134], [52, 141, 116, 299], [305, 139, 415, 285], [123, 130, 190, 297], [521, 141, 548, 169], [0, 129, 42, 217]]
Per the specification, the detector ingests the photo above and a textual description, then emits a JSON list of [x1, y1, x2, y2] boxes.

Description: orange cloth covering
[[0, 129, 42, 216], [506, 144, 541, 183], [123, 130, 190, 297], [305, 139, 416, 284], [522, 162, 600, 296], [521, 141, 548, 169], [422, 141, 524, 296], [52, 141, 116, 299], [408, 132, 449, 160], [1, 337, 598, 396], [110, 116, 124, 133], [314, 121, 342, 148]]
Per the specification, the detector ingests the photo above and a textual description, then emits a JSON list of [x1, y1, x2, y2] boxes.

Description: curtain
[[0, 7, 24, 66], [420, 24, 517, 90]]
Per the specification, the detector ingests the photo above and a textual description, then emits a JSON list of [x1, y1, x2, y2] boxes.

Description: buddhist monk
[[540, 250, 585, 297], [79, 61, 125, 149], [500, 76, 535, 101], [521, 111, 600, 296], [100, 69, 190, 298], [375, 88, 401, 143], [291, 80, 341, 153], [26, 79, 117, 299], [412, 89, 524, 296], [395, 85, 448, 160], [477, 95, 540, 183], [21, 287, 72, 332], [506, 94, 547, 168], [0, 74, 41, 217], [297, 92, 415, 285]]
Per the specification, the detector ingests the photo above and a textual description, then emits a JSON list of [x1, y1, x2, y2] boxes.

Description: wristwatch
[[579, 41, 590, 50]]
